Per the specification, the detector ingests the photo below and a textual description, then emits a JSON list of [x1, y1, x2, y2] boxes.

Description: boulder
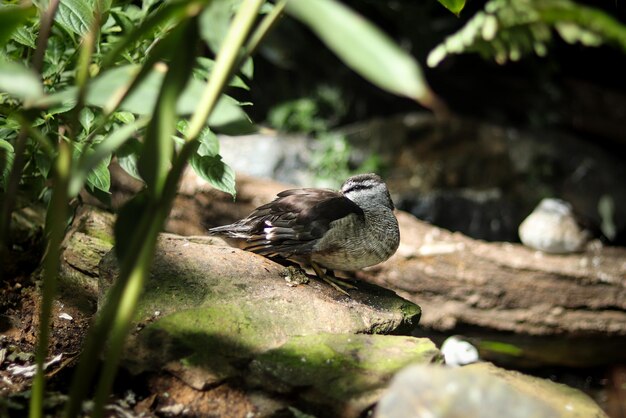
[[375, 362, 608, 418], [98, 233, 422, 392]]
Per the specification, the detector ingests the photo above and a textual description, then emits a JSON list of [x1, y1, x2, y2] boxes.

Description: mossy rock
[[248, 333, 442, 416], [100, 234, 422, 392]]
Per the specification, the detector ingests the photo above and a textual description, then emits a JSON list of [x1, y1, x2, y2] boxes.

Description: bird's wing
[[243, 188, 364, 257]]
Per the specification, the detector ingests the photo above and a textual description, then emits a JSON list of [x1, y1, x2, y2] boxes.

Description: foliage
[[267, 85, 382, 187], [310, 132, 384, 188], [0, 1, 437, 417], [268, 84, 346, 134], [437, 0, 466, 16], [0, 1, 252, 200], [428, 0, 626, 67]]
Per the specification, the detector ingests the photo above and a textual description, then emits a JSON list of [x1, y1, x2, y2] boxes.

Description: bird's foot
[[311, 263, 356, 296], [281, 265, 310, 286]]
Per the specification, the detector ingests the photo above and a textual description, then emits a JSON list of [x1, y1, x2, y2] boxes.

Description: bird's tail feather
[[207, 223, 252, 239]]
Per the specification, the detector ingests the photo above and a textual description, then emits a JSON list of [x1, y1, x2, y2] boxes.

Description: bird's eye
[[344, 183, 372, 194]]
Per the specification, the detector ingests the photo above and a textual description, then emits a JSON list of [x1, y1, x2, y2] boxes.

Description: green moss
[[250, 334, 441, 400], [400, 301, 421, 322]]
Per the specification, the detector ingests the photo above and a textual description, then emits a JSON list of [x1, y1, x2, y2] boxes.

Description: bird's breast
[[311, 210, 399, 271]]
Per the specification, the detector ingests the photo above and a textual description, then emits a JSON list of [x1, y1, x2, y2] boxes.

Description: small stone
[[519, 198, 591, 254], [59, 313, 73, 321]]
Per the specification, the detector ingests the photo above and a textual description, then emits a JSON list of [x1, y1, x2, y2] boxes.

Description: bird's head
[[341, 173, 395, 210]]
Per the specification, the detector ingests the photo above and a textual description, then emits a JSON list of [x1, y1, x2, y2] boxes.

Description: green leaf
[[0, 138, 14, 190], [11, 25, 37, 49], [34, 148, 53, 178], [85, 153, 112, 193], [240, 57, 254, 79], [199, 0, 241, 54], [190, 153, 236, 197], [84, 64, 253, 130], [139, 17, 198, 195], [0, 4, 36, 47], [428, 0, 626, 66], [113, 111, 136, 124], [179, 120, 219, 157], [70, 118, 149, 196], [79, 107, 95, 133], [479, 340, 523, 356], [102, 0, 195, 68], [437, 0, 466, 16], [116, 137, 143, 181], [0, 59, 44, 101], [196, 57, 249, 90], [197, 128, 219, 157], [286, 0, 433, 106], [55, 0, 95, 36]]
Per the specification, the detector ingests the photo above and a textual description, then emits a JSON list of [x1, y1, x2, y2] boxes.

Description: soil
[[0, 269, 268, 417]]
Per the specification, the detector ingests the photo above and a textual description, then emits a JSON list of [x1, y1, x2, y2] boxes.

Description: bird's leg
[[310, 262, 356, 295]]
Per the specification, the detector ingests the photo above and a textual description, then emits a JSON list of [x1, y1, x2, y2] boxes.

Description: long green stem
[[90, 140, 198, 418], [29, 140, 72, 418], [90, 219, 161, 418], [245, 0, 286, 58], [187, 0, 265, 141], [62, 204, 158, 418]]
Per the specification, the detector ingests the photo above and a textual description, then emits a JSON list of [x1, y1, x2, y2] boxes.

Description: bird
[[208, 173, 400, 294], [518, 198, 591, 254]]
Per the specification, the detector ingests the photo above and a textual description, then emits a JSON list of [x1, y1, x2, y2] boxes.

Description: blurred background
[[218, 0, 626, 245]]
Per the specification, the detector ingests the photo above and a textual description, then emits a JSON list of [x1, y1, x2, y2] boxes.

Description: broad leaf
[[102, 0, 195, 68], [438, 0, 466, 16], [177, 121, 219, 157], [55, 0, 95, 36], [286, 0, 433, 106], [116, 137, 143, 181], [190, 153, 236, 197], [199, 0, 241, 54], [10, 25, 37, 49], [79, 107, 95, 132], [85, 153, 112, 193], [70, 118, 149, 196], [83, 65, 252, 130], [196, 57, 249, 90], [0, 59, 44, 101], [0, 4, 36, 47], [32, 63, 254, 132], [197, 128, 219, 157]]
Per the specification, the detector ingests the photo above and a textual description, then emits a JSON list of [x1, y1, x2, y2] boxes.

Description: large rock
[[375, 362, 608, 418], [98, 234, 422, 390], [248, 333, 441, 417]]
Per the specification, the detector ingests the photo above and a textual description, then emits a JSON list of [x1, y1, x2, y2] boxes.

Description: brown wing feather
[[211, 188, 363, 258]]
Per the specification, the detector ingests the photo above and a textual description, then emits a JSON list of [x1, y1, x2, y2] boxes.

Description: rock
[[248, 333, 441, 418], [218, 133, 315, 186], [98, 234, 421, 389], [440, 335, 479, 367], [59, 206, 115, 313], [375, 362, 607, 418], [518, 198, 592, 253]]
